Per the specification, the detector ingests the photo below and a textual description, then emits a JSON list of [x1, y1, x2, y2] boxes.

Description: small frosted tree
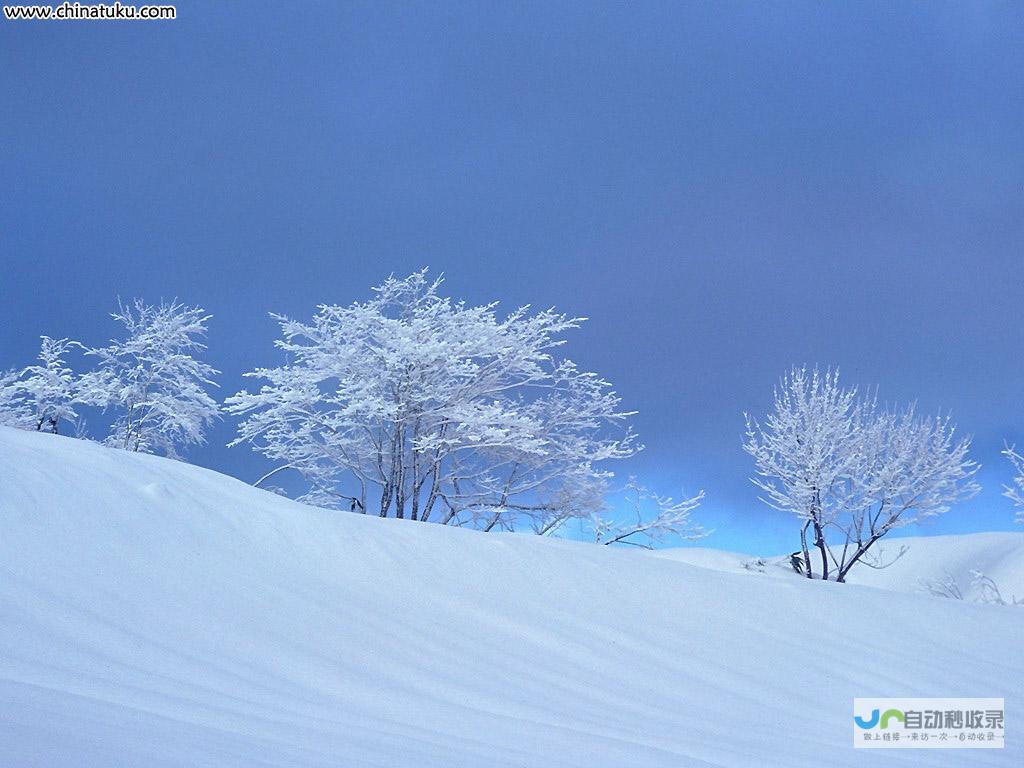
[[745, 367, 978, 582], [743, 367, 862, 580], [78, 299, 219, 457], [1005, 445, 1024, 524], [227, 270, 641, 531], [18, 336, 79, 434], [828, 406, 979, 582]]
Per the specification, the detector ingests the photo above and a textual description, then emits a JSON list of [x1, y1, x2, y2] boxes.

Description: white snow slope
[[653, 533, 1024, 601], [1, 427, 1021, 767]]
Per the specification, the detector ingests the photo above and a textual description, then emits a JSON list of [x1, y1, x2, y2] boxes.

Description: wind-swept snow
[[842, 532, 1024, 599], [0, 427, 1020, 766], [654, 533, 1024, 602]]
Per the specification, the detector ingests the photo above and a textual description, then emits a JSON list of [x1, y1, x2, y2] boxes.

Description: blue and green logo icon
[[854, 708, 905, 730]]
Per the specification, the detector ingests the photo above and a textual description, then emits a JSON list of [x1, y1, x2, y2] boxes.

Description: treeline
[[2, 271, 1021, 571]]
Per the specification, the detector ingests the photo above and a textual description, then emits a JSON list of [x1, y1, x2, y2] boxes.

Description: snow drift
[[0, 427, 1020, 766], [654, 532, 1024, 603]]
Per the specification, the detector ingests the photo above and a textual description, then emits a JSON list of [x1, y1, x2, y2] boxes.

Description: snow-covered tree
[[78, 299, 219, 457], [744, 367, 978, 582], [0, 368, 31, 428], [828, 406, 978, 582], [922, 570, 1023, 606], [18, 336, 79, 434], [970, 570, 1023, 606], [1004, 445, 1024, 524], [743, 367, 862, 580], [227, 270, 641, 531]]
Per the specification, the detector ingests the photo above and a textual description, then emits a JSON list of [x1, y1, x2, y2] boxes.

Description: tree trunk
[[812, 518, 829, 581], [836, 532, 884, 583], [799, 521, 813, 579]]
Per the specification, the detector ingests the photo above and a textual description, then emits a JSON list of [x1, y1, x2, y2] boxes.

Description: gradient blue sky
[[2, 1, 1022, 552]]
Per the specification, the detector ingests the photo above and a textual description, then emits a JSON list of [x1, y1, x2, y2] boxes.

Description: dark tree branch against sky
[[2, 1, 1022, 552]]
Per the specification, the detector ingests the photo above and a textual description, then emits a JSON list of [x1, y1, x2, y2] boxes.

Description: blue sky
[[2, 1, 1022, 552]]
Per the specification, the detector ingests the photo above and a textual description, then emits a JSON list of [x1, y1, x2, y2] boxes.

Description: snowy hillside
[[0, 427, 1021, 767], [846, 532, 1024, 600], [653, 533, 1024, 603]]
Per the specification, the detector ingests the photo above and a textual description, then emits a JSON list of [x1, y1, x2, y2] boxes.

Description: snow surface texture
[[0, 427, 1020, 767], [653, 533, 1024, 601]]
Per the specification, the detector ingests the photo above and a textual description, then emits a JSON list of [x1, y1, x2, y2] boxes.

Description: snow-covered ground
[[653, 531, 1024, 601], [0, 427, 1020, 767]]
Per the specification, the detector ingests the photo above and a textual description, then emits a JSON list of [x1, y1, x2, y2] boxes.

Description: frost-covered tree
[[828, 406, 978, 582], [1004, 445, 1024, 524], [743, 368, 862, 580], [78, 300, 219, 457], [227, 270, 640, 531], [0, 368, 31, 428], [745, 367, 978, 582], [18, 336, 79, 434], [922, 570, 1023, 606]]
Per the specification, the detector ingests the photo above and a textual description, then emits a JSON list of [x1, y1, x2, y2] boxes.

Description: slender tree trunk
[[813, 518, 829, 581], [836, 531, 884, 583], [808, 491, 829, 581], [393, 427, 405, 518], [379, 478, 393, 517], [420, 466, 441, 523], [799, 521, 813, 579], [409, 419, 421, 521]]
